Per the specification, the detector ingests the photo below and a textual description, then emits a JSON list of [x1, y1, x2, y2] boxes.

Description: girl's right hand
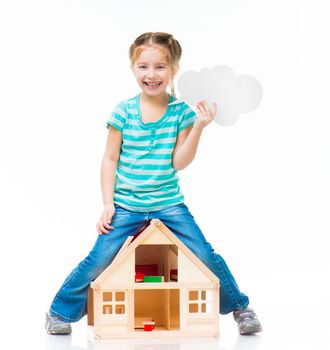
[[96, 204, 116, 235]]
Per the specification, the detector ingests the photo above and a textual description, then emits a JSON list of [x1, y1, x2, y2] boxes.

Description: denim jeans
[[50, 203, 249, 322]]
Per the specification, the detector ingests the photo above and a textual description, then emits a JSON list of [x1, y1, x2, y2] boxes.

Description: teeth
[[145, 82, 161, 86]]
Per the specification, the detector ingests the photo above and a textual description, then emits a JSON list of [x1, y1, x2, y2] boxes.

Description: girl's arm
[[96, 126, 122, 234], [172, 101, 217, 170], [172, 125, 202, 170]]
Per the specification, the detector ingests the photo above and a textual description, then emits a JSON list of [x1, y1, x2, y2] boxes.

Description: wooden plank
[[98, 282, 216, 290], [87, 287, 94, 326], [164, 289, 170, 330]]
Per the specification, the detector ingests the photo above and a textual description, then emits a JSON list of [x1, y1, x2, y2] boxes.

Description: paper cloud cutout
[[176, 65, 263, 126]]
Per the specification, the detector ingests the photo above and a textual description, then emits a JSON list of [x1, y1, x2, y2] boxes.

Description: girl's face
[[132, 46, 176, 98]]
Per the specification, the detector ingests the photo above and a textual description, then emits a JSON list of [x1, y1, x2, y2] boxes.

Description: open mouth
[[144, 82, 162, 86]]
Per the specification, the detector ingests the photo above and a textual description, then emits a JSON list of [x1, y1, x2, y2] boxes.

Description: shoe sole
[[240, 326, 263, 335], [47, 330, 72, 335]]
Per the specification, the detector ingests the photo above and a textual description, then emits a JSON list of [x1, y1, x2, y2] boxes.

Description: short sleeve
[[178, 103, 197, 132], [106, 101, 127, 132]]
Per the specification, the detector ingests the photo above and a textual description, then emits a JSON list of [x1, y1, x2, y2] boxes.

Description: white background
[[1, 1, 329, 349]]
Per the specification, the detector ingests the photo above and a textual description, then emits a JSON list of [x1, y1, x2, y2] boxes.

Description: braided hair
[[129, 32, 182, 98]]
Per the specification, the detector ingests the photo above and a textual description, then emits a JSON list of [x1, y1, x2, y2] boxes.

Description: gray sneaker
[[233, 307, 262, 335], [45, 312, 72, 335]]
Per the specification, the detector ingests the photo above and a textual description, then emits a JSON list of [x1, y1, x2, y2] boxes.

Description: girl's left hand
[[194, 100, 217, 131]]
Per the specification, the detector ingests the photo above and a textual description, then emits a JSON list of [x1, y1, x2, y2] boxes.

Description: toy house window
[[102, 291, 126, 315], [188, 290, 212, 314]]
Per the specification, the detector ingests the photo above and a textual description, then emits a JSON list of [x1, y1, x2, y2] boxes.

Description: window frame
[[101, 290, 127, 318], [187, 289, 213, 317]]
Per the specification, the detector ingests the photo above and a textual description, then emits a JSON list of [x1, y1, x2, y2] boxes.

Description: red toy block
[[143, 321, 155, 331], [135, 264, 158, 275], [135, 272, 144, 283], [170, 269, 178, 281], [144, 324, 153, 331]]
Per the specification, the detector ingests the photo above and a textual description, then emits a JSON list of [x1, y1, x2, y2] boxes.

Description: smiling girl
[[46, 32, 262, 336]]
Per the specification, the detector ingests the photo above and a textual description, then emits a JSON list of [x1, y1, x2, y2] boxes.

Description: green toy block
[[143, 276, 164, 282]]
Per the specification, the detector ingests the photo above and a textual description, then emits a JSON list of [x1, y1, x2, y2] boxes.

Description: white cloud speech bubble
[[175, 65, 263, 126]]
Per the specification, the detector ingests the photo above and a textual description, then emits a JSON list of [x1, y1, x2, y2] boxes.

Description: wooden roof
[[92, 219, 219, 287]]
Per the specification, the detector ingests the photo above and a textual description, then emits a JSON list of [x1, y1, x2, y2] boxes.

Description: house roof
[[92, 219, 219, 286]]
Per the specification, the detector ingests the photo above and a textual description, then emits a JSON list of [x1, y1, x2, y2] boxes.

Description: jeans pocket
[[113, 203, 136, 220]]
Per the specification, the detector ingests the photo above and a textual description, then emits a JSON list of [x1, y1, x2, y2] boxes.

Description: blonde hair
[[129, 32, 182, 98]]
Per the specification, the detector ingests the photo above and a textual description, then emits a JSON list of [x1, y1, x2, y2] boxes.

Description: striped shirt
[[106, 93, 197, 212]]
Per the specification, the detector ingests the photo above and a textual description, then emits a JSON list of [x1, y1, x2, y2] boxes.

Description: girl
[[46, 32, 262, 336]]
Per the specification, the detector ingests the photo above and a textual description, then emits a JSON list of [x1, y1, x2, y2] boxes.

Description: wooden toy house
[[87, 219, 220, 339]]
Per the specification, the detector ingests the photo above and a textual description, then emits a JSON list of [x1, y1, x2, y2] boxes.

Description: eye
[[138, 65, 147, 69], [157, 66, 165, 70]]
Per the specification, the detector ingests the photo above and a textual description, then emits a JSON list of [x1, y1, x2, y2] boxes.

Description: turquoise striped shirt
[[106, 93, 197, 212]]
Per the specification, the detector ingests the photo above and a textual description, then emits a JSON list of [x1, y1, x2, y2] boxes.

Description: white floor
[[9, 301, 325, 350]]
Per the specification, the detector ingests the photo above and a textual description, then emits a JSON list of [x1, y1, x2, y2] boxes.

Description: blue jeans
[[50, 203, 249, 322]]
